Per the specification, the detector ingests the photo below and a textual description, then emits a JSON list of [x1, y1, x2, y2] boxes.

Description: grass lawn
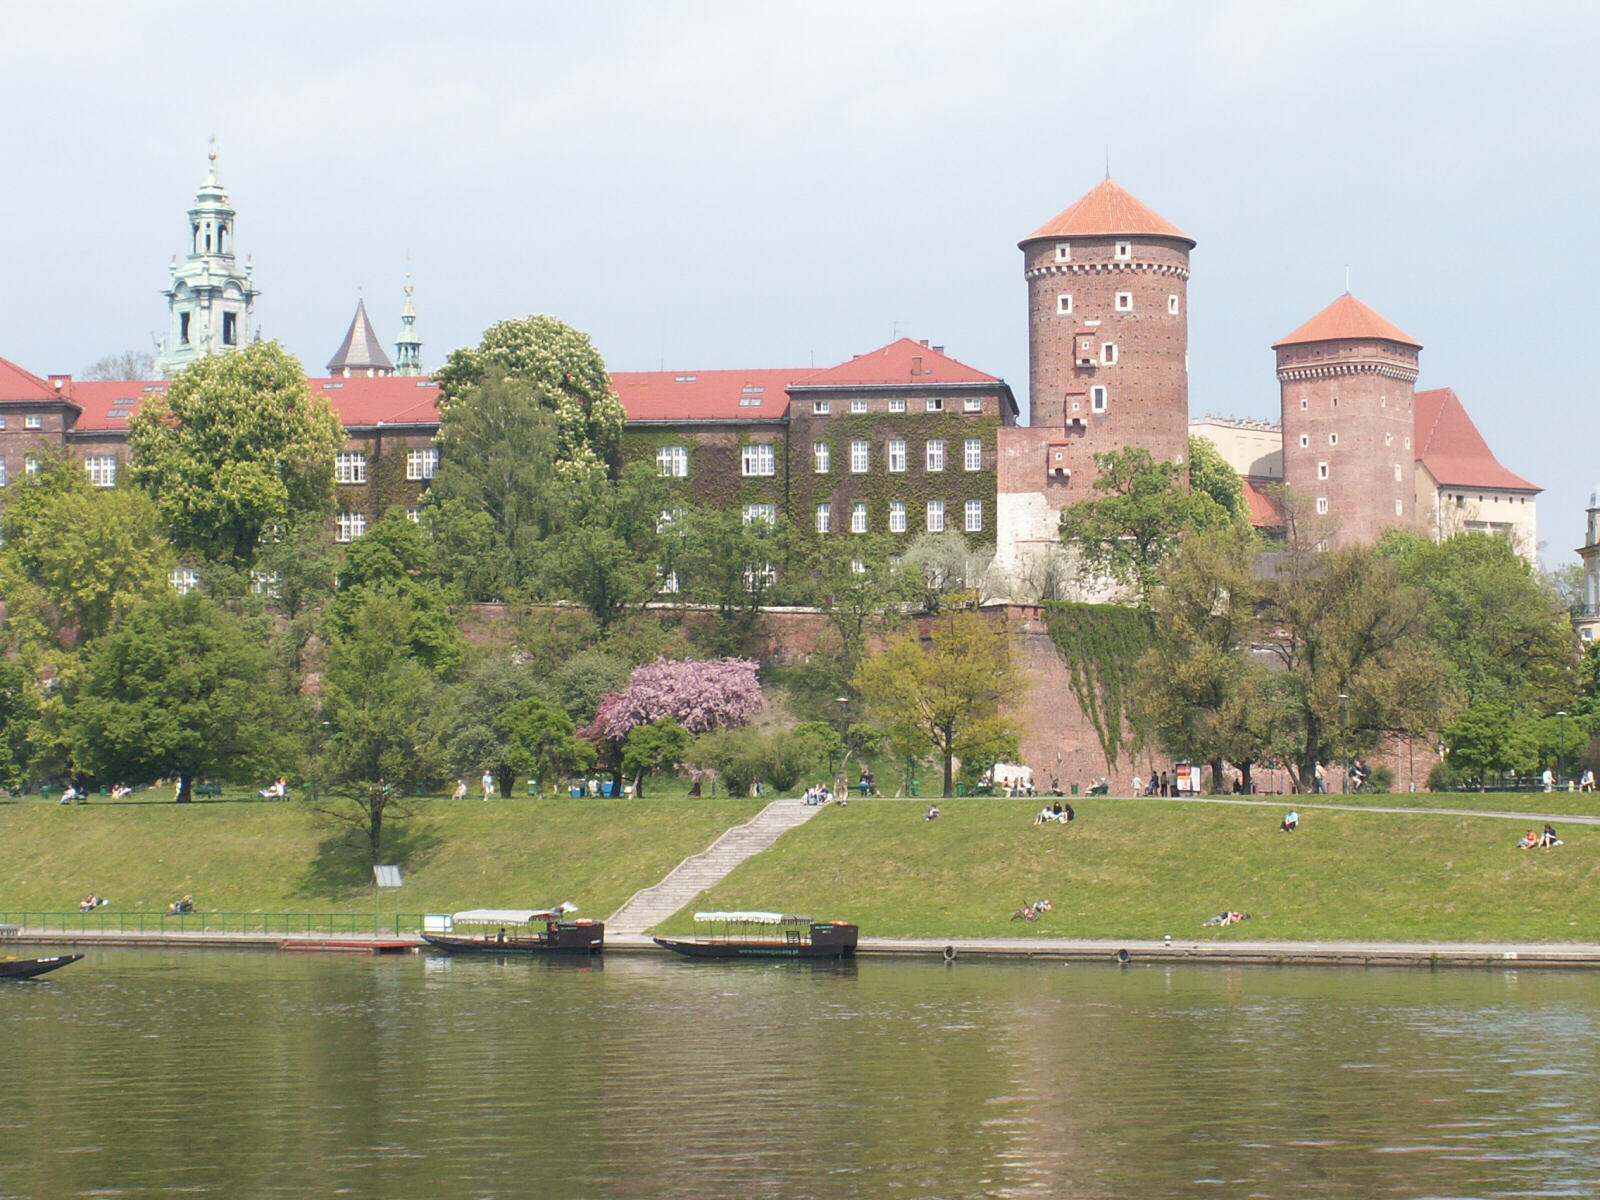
[[0, 795, 762, 918], [660, 796, 1600, 943]]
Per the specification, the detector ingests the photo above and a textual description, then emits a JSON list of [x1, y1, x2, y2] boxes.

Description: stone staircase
[[605, 799, 825, 935]]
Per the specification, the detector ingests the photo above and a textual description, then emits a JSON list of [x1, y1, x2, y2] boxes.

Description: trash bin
[[1070, 784, 1079, 796], [910, 780, 920, 797], [956, 784, 966, 797], [39, 785, 50, 801], [527, 779, 538, 797]]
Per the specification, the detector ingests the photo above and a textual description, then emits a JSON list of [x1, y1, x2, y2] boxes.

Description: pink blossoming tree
[[588, 657, 763, 743]]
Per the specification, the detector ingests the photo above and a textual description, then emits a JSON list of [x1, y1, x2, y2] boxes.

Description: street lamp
[[1338, 694, 1349, 794], [1558, 710, 1568, 788]]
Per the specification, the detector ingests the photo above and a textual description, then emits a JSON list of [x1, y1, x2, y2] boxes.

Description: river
[[4, 947, 1599, 1198]]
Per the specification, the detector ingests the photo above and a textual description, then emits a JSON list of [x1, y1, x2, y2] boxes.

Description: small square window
[[1057, 294, 1073, 315], [888, 397, 906, 413], [1299, 434, 1309, 448], [24, 457, 39, 476], [1329, 433, 1338, 446], [850, 399, 867, 414], [24, 415, 42, 430], [406, 506, 422, 523], [1115, 242, 1132, 260], [335, 451, 368, 485], [812, 400, 830, 415], [1055, 242, 1071, 262], [1168, 294, 1179, 315], [1300, 398, 1308, 410], [963, 397, 982, 413], [1090, 386, 1107, 413], [925, 397, 943, 413], [1315, 497, 1329, 515], [1318, 462, 1329, 480], [656, 445, 689, 477], [169, 566, 200, 595], [741, 444, 776, 477], [1101, 343, 1117, 366], [1115, 292, 1133, 312], [407, 448, 439, 480]]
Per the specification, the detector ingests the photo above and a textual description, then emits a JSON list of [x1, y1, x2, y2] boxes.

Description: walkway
[[605, 797, 825, 936], [1163, 794, 1600, 825]]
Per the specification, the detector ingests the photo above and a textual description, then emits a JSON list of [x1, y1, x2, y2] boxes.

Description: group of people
[[1032, 801, 1075, 825], [1517, 824, 1562, 850], [1011, 899, 1052, 921], [79, 893, 107, 912], [1134, 772, 1176, 797], [258, 777, 287, 800], [803, 784, 834, 806]]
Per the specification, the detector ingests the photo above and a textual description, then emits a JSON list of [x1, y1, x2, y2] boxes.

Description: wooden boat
[[0, 954, 84, 980], [653, 911, 858, 960], [420, 906, 603, 956]]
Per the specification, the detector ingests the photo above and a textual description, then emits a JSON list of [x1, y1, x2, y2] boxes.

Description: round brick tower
[[1274, 294, 1421, 548], [1019, 179, 1194, 491]]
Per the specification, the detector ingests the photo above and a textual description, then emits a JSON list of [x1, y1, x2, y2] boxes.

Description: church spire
[[393, 272, 423, 376]]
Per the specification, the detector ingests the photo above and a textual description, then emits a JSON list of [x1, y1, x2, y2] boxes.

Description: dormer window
[[1055, 242, 1071, 262]]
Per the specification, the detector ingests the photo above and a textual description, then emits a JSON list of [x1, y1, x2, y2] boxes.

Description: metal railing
[[0, 910, 428, 937]]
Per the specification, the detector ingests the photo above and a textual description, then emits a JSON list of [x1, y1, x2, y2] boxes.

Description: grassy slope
[[662, 797, 1600, 942], [0, 797, 762, 917]]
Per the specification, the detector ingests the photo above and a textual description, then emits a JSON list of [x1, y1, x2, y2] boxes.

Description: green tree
[[678, 507, 790, 653], [501, 697, 593, 797], [69, 593, 298, 802], [128, 340, 345, 565], [0, 659, 37, 792], [546, 462, 675, 627], [619, 718, 690, 798], [854, 610, 1023, 797], [1443, 702, 1539, 787], [433, 314, 625, 486], [438, 653, 548, 798], [325, 509, 465, 676], [317, 590, 442, 865], [1187, 435, 1249, 527]]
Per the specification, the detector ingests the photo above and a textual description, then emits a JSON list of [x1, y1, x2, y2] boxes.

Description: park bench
[[194, 782, 222, 798]]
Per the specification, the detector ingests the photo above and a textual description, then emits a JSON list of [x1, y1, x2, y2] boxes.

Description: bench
[[0, 924, 19, 939], [194, 782, 222, 798]]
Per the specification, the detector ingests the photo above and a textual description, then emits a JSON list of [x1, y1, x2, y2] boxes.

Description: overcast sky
[[2, 2, 1594, 565]]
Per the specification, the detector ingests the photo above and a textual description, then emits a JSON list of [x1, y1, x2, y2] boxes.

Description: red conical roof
[[1021, 178, 1193, 247], [1273, 293, 1421, 350]]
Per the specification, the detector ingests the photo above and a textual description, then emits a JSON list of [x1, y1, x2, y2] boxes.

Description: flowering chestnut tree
[[589, 657, 763, 742]]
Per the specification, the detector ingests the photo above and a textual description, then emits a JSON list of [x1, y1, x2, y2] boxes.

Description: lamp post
[[835, 696, 850, 796], [1338, 693, 1349, 794], [1558, 710, 1568, 788]]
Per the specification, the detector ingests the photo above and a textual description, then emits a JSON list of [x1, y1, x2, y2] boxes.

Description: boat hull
[[0, 954, 84, 980], [654, 924, 857, 961], [421, 923, 603, 956]]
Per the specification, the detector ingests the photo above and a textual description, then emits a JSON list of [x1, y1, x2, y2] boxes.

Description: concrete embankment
[[11, 927, 1600, 970]]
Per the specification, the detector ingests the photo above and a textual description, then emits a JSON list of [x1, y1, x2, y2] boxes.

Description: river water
[[4, 947, 1600, 1199]]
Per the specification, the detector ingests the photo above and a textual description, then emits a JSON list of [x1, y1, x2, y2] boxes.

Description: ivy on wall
[[1042, 601, 1156, 771]]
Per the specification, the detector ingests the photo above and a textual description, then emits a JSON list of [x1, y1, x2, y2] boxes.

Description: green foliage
[[500, 697, 593, 797], [69, 593, 298, 799], [1444, 702, 1539, 784], [677, 506, 791, 654], [549, 649, 631, 726], [620, 718, 690, 798], [325, 510, 464, 677], [437, 653, 548, 793], [854, 610, 1023, 797], [127, 340, 344, 565], [547, 462, 673, 627], [1186, 435, 1249, 528], [689, 727, 767, 797], [0, 659, 36, 792], [1058, 446, 1204, 606], [897, 531, 992, 612], [1043, 601, 1156, 772], [433, 314, 625, 486]]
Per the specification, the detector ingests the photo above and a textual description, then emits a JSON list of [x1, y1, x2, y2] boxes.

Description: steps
[[605, 798, 825, 935]]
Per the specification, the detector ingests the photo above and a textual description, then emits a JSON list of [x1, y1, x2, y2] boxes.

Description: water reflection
[[3, 949, 1599, 1198]]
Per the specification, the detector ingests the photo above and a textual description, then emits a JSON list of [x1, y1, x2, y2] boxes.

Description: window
[[926, 439, 945, 472], [813, 442, 830, 474], [851, 502, 868, 533], [963, 396, 982, 413], [744, 563, 776, 592], [406, 506, 422, 523], [84, 455, 117, 488], [888, 439, 906, 473], [812, 399, 830, 415], [1168, 294, 1180, 315], [1299, 397, 1308, 410], [1315, 497, 1329, 515], [1090, 386, 1107, 413], [335, 451, 367, 485], [926, 500, 945, 533], [1329, 433, 1338, 446], [1115, 292, 1133, 312], [739, 385, 764, 407], [1101, 343, 1118, 365], [24, 415, 42, 430], [1299, 434, 1309, 448], [888, 397, 906, 413], [0, 459, 7, 487], [850, 398, 868, 414], [1057, 294, 1073, 315], [850, 439, 869, 473], [169, 566, 200, 595], [179, 312, 190, 344], [741, 443, 776, 476], [743, 503, 777, 525], [657, 568, 680, 594], [1395, 499, 1404, 517], [406, 448, 439, 480], [250, 570, 281, 598], [1385, 432, 1393, 447], [656, 445, 688, 477], [24, 457, 39, 476], [964, 438, 983, 471], [1055, 242, 1071, 262], [815, 502, 831, 534], [222, 311, 237, 346], [964, 499, 983, 532], [0, 416, 7, 429], [1115, 241, 1132, 260], [335, 512, 367, 542], [851, 560, 867, 576], [925, 397, 944, 413], [889, 501, 906, 533], [1317, 462, 1329, 480], [1394, 464, 1403, 482], [1404, 437, 1411, 450]]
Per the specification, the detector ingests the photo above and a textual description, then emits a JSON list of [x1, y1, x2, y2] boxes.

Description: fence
[[0, 910, 428, 937]]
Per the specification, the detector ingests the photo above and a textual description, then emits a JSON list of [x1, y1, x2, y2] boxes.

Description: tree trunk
[[176, 775, 192, 804], [1210, 758, 1226, 794], [1240, 762, 1254, 794], [633, 771, 644, 799], [942, 735, 954, 798], [368, 791, 383, 868]]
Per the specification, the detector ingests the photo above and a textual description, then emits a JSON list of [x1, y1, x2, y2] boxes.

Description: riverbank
[[4, 793, 1595, 943]]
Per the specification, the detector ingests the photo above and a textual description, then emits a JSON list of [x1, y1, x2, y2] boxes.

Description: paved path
[[604, 797, 827, 935], [1162, 794, 1600, 825]]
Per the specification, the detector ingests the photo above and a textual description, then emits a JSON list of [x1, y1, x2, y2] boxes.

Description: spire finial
[[1105, 145, 1110, 180], [208, 134, 217, 167], [1345, 264, 1351, 295]]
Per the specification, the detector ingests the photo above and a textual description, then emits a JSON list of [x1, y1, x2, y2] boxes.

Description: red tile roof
[[1021, 178, 1194, 247], [1241, 478, 1285, 528], [0, 355, 68, 404], [796, 338, 999, 387], [612, 367, 808, 422], [1273, 293, 1421, 350], [64, 376, 445, 432], [1414, 387, 1538, 493]]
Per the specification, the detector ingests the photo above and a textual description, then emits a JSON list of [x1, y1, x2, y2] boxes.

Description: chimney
[[919, 339, 929, 347], [49, 375, 68, 391], [932, 345, 944, 354]]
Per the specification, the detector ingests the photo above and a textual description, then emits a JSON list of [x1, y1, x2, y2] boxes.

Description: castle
[[0, 157, 1540, 590]]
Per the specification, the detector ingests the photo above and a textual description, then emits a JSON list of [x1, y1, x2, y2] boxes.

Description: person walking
[[1542, 765, 1554, 793], [481, 769, 495, 801]]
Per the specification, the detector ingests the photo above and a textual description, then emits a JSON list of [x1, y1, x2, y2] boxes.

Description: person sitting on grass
[[924, 805, 940, 821], [1203, 911, 1249, 927], [1033, 806, 1054, 826], [1280, 811, 1299, 832], [1538, 823, 1562, 848], [1517, 828, 1539, 850]]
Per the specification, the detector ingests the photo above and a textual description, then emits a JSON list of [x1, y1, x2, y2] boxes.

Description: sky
[[2, 1, 1594, 566]]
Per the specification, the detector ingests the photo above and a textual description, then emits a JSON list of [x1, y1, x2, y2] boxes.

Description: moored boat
[[653, 911, 857, 960], [420, 906, 603, 955], [0, 954, 84, 980]]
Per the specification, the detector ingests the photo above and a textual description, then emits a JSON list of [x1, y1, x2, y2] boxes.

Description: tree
[[897, 531, 992, 612], [69, 593, 298, 802], [128, 341, 345, 565], [0, 659, 36, 792], [1187, 435, 1250, 528], [620, 718, 690, 798], [325, 509, 465, 676], [83, 350, 155, 381], [546, 463, 674, 626], [1058, 446, 1205, 607], [590, 657, 763, 741], [317, 590, 441, 866], [433, 314, 626, 487], [1546, 561, 1585, 618], [438, 653, 549, 799], [1443, 702, 1539, 787], [0, 455, 170, 646], [501, 697, 593, 797], [853, 610, 1023, 797], [677, 507, 791, 650]]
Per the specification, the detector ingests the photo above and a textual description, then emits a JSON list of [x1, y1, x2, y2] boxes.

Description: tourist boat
[[419, 906, 603, 955], [653, 911, 858, 960], [0, 954, 84, 980]]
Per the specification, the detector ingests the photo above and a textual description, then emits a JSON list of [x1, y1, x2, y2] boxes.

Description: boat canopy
[[693, 910, 810, 924], [452, 904, 576, 925]]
